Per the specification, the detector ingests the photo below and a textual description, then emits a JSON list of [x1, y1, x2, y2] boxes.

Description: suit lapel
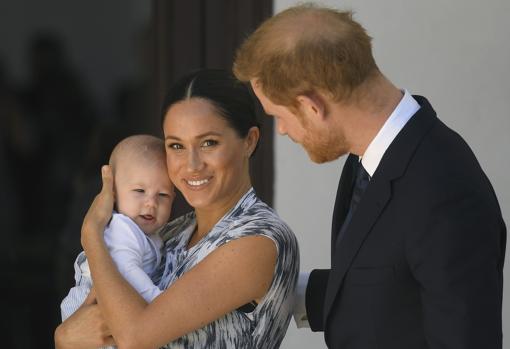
[[322, 95, 439, 326]]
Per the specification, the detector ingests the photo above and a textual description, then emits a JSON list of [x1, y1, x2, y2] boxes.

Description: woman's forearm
[[80, 166, 150, 348], [83, 225, 149, 348]]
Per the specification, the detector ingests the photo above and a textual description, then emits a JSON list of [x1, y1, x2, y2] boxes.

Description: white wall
[[273, 1, 510, 348]]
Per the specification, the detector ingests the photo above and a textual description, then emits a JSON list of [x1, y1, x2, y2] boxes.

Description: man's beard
[[301, 126, 347, 164], [293, 108, 348, 163]]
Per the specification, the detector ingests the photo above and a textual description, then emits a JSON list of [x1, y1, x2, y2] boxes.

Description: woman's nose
[[187, 148, 204, 172]]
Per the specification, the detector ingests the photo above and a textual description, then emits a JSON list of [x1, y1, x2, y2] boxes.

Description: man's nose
[[276, 119, 287, 136]]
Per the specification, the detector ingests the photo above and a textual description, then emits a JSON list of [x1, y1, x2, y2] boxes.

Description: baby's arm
[[104, 214, 163, 302]]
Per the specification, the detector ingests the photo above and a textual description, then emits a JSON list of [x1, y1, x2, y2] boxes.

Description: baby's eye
[[158, 192, 171, 198], [133, 189, 145, 193], [202, 139, 218, 147]]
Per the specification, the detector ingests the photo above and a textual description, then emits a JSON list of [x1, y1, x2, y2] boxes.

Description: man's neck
[[338, 76, 403, 157]]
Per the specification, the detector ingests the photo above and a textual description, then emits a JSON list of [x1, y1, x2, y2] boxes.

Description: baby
[[61, 134, 174, 321]]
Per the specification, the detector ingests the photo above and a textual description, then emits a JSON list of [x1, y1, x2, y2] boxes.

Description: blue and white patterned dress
[[157, 188, 299, 348]]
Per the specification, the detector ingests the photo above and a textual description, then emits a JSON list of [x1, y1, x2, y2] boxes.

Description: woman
[[55, 69, 299, 349]]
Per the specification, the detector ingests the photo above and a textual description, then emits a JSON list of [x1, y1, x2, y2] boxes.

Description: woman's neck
[[192, 180, 252, 243]]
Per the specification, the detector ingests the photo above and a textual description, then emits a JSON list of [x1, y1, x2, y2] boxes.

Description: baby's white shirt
[[80, 213, 164, 302]]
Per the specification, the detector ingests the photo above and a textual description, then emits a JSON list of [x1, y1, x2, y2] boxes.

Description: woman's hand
[[81, 165, 114, 250], [55, 288, 115, 349]]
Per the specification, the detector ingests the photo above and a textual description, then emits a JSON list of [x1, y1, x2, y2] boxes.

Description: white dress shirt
[[294, 90, 420, 328]]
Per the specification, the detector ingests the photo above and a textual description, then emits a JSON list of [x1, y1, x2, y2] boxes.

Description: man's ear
[[296, 92, 327, 121]]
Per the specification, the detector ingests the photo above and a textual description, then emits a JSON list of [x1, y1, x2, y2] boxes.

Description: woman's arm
[[82, 166, 278, 349]]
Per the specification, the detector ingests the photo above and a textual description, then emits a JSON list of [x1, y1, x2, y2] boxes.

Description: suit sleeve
[[407, 183, 505, 348], [305, 268, 330, 332]]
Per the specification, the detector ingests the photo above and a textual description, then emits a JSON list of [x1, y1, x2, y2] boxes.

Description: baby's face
[[114, 160, 174, 235]]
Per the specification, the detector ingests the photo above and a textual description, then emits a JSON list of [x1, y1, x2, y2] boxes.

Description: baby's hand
[[81, 165, 114, 248]]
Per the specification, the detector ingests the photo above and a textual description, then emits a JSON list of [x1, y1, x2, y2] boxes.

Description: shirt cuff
[[293, 271, 311, 328]]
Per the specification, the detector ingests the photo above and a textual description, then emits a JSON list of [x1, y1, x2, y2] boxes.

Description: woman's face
[[163, 98, 257, 212]]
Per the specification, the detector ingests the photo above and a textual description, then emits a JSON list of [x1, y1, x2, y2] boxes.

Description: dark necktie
[[335, 161, 370, 248]]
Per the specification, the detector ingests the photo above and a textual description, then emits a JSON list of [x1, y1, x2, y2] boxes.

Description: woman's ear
[[245, 126, 260, 157], [296, 92, 327, 121]]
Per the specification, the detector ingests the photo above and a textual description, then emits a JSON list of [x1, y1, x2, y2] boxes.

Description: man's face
[[250, 80, 307, 143], [251, 80, 345, 163]]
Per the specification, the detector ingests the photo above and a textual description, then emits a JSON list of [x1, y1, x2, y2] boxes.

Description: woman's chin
[[181, 192, 212, 210]]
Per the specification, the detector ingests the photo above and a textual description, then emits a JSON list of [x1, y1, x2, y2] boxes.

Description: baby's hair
[[109, 134, 166, 175]]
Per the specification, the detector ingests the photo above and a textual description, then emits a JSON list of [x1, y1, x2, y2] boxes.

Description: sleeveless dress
[[157, 188, 299, 348]]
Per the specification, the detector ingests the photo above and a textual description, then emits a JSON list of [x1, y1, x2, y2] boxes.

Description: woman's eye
[[168, 143, 183, 150], [202, 139, 218, 147]]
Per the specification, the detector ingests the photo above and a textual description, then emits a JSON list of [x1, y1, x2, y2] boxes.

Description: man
[[234, 4, 506, 349]]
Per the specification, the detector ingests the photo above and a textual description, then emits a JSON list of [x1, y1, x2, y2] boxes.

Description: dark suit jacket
[[305, 96, 506, 348]]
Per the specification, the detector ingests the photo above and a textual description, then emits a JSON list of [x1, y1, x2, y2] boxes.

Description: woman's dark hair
[[161, 69, 260, 143]]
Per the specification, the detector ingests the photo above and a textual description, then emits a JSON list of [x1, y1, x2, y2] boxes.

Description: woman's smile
[[184, 176, 212, 189]]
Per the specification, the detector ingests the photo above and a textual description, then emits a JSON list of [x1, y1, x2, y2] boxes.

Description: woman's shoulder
[[243, 197, 291, 228], [223, 196, 298, 249]]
